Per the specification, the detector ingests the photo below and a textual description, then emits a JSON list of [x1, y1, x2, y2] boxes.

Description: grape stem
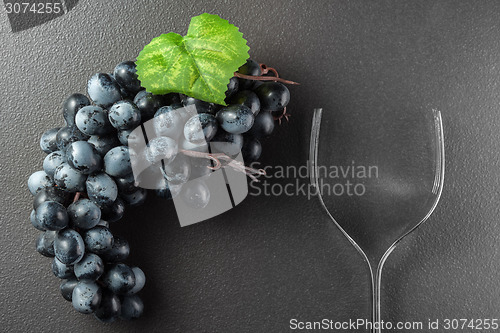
[[234, 63, 299, 85], [259, 63, 280, 77], [73, 192, 82, 203], [274, 106, 291, 124], [233, 72, 299, 85], [180, 149, 266, 182]]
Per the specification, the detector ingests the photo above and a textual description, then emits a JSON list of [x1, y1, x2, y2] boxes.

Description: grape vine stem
[[73, 192, 82, 203], [274, 107, 291, 124], [180, 149, 266, 182], [233, 72, 299, 85]]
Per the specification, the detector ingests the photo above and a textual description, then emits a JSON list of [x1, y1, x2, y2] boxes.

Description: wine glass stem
[[370, 247, 395, 333], [372, 262, 382, 333]]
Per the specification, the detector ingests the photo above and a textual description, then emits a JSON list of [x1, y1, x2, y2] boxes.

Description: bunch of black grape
[[27, 58, 290, 322]]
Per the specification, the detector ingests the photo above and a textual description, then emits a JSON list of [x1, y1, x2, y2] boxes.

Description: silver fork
[[309, 108, 445, 333]]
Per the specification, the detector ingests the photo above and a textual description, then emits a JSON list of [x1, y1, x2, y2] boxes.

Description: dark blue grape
[[43, 151, 66, 178], [36, 230, 56, 257], [108, 100, 141, 130], [216, 104, 254, 134], [117, 128, 142, 146], [153, 106, 184, 139], [247, 111, 275, 138], [117, 129, 130, 146], [101, 235, 129, 263], [242, 137, 262, 163], [55, 126, 90, 151], [86, 173, 118, 206], [181, 95, 214, 114], [87, 73, 122, 107], [211, 130, 244, 157], [114, 61, 142, 94], [63, 94, 90, 126], [160, 103, 192, 122], [133, 90, 167, 121], [52, 257, 74, 279], [54, 228, 85, 265], [104, 146, 132, 177], [35, 201, 69, 231], [60, 278, 78, 301], [114, 173, 138, 194], [237, 59, 261, 90], [83, 225, 114, 254], [53, 163, 87, 192], [72, 280, 102, 314], [254, 82, 290, 112], [33, 187, 71, 210], [74, 253, 104, 280], [30, 209, 45, 231], [121, 188, 147, 206], [67, 199, 101, 230], [238, 59, 261, 75], [162, 154, 191, 185], [227, 90, 261, 115], [75, 105, 113, 136], [103, 263, 136, 295], [119, 295, 144, 320], [28, 171, 54, 195], [100, 198, 125, 223], [66, 141, 102, 175], [145, 137, 177, 165], [184, 113, 218, 143], [127, 267, 146, 295], [119, 86, 135, 100], [225, 76, 239, 97], [40, 127, 61, 153], [164, 93, 182, 105], [94, 290, 121, 323], [88, 134, 120, 156]]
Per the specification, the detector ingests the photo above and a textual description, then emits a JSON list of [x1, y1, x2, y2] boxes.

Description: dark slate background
[[2, 0, 500, 332]]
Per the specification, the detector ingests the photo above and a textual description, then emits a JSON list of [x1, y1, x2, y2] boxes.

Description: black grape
[[254, 82, 290, 112], [114, 61, 142, 94], [55, 126, 89, 151], [242, 137, 262, 163], [237, 58, 261, 90], [247, 111, 275, 138], [33, 187, 71, 210], [94, 290, 121, 323], [63, 94, 90, 126], [87, 73, 122, 108], [60, 278, 78, 301], [40, 127, 62, 153], [36, 231, 56, 257], [226, 90, 261, 115]]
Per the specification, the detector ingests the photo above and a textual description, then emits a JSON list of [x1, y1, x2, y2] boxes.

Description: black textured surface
[[2, 1, 500, 332]]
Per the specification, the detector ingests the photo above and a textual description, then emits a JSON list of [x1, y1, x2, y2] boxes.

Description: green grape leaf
[[136, 13, 250, 105]]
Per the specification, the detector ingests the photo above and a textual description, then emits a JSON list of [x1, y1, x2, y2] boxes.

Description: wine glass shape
[[309, 108, 444, 332]]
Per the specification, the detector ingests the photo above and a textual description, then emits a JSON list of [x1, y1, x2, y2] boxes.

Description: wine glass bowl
[[310, 107, 444, 332]]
